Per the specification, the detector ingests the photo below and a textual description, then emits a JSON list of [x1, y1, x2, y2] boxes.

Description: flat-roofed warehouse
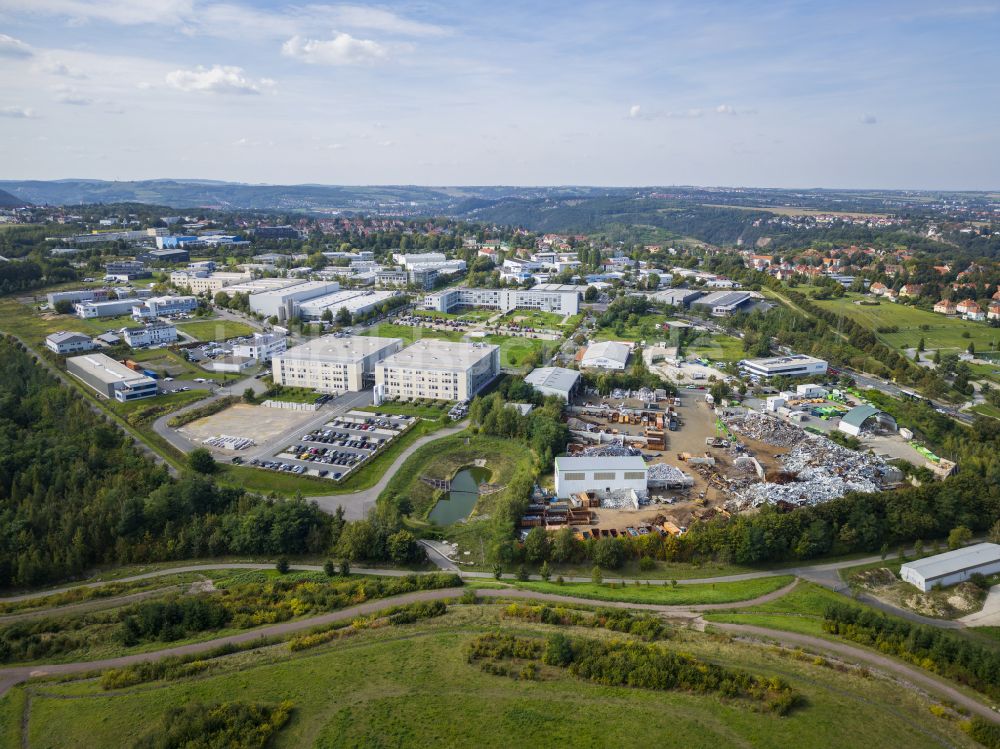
[[524, 366, 581, 401], [900, 543, 1000, 592], [690, 290, 757, 316], [739, 354, 828, 379], [554, 455, 647, 498], [298, 289, 399, 321], [375, 339, 499, 401], [272, 335, 403, 393], [66, 353, 158, 402], [249, 281, 341, 321]]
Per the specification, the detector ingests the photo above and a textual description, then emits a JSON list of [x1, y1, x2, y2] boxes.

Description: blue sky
[[0, 0, 997, 188]]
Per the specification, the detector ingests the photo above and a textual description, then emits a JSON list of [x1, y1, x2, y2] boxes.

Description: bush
[[187, 448, 217, 475], [323, 559, 336, 577], [130, 700, 293, 749], [638, 556, 656, 572], [275, 557, 290, 575]]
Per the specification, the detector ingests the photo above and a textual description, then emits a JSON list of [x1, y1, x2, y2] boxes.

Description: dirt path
[[712, 621, 999, 722], [3, 581, 997, 725]]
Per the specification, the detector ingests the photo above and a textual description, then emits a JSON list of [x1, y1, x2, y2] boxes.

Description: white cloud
[[0, 106, 37, 118], [39, 59, 87, 78], [0, 33, 33, 58], [323, 5, 448, 37], [282, 32, 387, 65], [716, 104, 735, 115], [860, 113, 878, 125], [165, 65, 275, 95], [0, 0, 195, 26], [628, 104, 642, 119]]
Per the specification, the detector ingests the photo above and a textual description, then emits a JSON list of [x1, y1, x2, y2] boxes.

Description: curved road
[[3, 582, 997, 723]]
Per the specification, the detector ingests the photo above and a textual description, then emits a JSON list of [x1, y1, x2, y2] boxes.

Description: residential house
[[957, 299, 984, 321], [933, 299, 957, 315], [989, 301, 1000, 321], [899, 283, 922, 298]]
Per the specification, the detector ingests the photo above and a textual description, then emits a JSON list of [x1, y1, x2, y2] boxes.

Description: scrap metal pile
[[720, 410, 899, 510], [727, 433, 895, 510], [724, 410, 803, 447], [579, 444, 642, 458]]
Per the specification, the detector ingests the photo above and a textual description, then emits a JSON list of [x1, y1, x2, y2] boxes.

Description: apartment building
[[170, 270, 251, 293], [375, 340, 499, 401], [45, 331, 95, 355], [272, 335, 403, 393]]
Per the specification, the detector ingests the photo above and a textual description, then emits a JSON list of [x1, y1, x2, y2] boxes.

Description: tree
[[242, 388, 256, 404], [988, 519, 1000, 545], [539, 560, 551, 582], [516, 564, 529, 581], [213, 291, 230, 308], [523, 527, 551, 564], [335, 306, 352, 325], [387, 530, 419, 564], [339, 558, 351, 576], [275, 557, 290, 574], [592, 537, 624, 569], [948, 525, 973, 550], [321, 308, 333, 323], [323, 558, 336, 577], [53, 299, 74, 314], [492, 563, 503, 580], [187, 448, 216, 474], [551, 526, 579, 563], [917, 337, 925, 352], [591, 565, 603, 584], [584, 285, 599, 302]]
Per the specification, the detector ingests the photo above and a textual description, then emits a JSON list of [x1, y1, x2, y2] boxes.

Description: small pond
[[427, 465, 491, 525]]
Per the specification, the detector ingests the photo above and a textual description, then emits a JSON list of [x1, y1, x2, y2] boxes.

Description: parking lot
[[179, 402, 322, 447], [245, 410, 415, 480]]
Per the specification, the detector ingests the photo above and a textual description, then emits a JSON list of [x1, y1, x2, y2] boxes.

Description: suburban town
[[1, 1, 999, 747]]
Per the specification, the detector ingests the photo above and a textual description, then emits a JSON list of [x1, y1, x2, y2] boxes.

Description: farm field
[[811, 293, 1000, 354], [3, 604, 977, 749], [177, 319, 255, 341]]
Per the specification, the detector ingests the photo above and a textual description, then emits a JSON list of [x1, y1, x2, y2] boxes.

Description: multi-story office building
[[739, 354, 829, 379], [47, 288, 110, 307], [423, 285, 580, 316], [232, 332, 287, 361], [375, 340, 500, 401], [104, 260, 150, 280], [272, 335, 403, 393], [170, 271, 251, 293], [122, 322, 178, 347], [45, 331, 95, 355], [66, 354, 158, 402], [131, 295, 198, 319]]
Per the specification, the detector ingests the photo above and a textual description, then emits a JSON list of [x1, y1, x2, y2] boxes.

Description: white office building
[[45, 331, 95, 355], [423, 285, 579, 316], [273, 335, 403, 393], [298, 289, 399, 321], [66, 354, 158, 402], [393, 252, 446, 267], [375, 339, 500, 401], [132, 295, 198, 319], [249, 281, 341, 320], [900, 543, 1000, 592], [122, 322, 178, 348], [170, 270, 251, 293], [739, 354, 829, 379], [232, 332, 287, 362], [580, 340, 632, 369], [76, 298, 142, 319], [554, 456, 648, 498]]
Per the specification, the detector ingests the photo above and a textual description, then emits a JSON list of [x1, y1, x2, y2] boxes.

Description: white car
[[164, 377, 174, 382], [193, 377, 206, 383]]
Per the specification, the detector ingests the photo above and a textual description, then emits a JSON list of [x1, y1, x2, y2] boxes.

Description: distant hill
[[0, 188, 28, 208]]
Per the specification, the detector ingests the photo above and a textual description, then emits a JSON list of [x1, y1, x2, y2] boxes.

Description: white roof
[[582, 340, 631, 365], [278, 335, 401, 364], [67, 353, 152, 384], [524, 367, 580, 393], [901, 543, 1000, 581], [555, 456, 646, 471], [379, 339, 498, 370], [47, 331, 91, 344], [298, 289, 397, 314], [530, 283, 581, 293]]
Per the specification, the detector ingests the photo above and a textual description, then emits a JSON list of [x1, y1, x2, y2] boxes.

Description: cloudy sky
[[0, 0, 998, 189]]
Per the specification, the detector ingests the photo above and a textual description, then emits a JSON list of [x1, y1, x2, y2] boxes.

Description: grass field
[[688, 332, 745, 362], [0, 297, 137, 341], [593, 314, 670, 342], [177, 319, 255, 341], [972, 403, 1000, 420], [360, 322, 466, 343], [4, 605, 977, 749], [704, 582, 848, 637], [811, 293, 1000, 354], [358, 401, 450, 420], [511, 575, 794, 605], [125, 346, 205, 379]]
